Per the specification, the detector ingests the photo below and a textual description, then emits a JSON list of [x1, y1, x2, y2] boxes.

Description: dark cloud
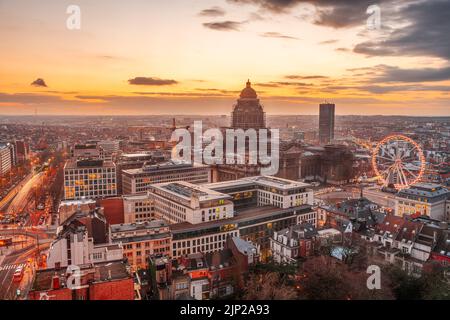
[[248, 12, 265, 21], [375, 66, 450, 83], [353, 0, 450, 61], [227, 0, 389, 27], [260, 32, 298, 39], [128, 77, 178, 86], [198, 6, 226, 17], [325, 84, 450, 94], [226, 0, 301, 13], [45, 90, 79, 95], [31, 78, 47, 87], [0, 92, 83, 104], [196, 88, 241, 94], [363, 85, 450, 94], [348, 65, 450, 83], [202, 20, 244, 31], [256, 81, 313, 87], [285, 75, 328, 80], [319, 39, 338, 45], [335, 47, 350, 52]]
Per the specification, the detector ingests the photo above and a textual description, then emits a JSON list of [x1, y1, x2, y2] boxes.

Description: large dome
[[239, 79, 257, 99]]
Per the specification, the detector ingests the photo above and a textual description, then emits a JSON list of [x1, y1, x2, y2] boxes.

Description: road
[[315, 187, 396, 208], [0, 243, 36, 300], [6, 172, 43, 216], [0, 230, 52, 300], [0, 172, 34, 211]]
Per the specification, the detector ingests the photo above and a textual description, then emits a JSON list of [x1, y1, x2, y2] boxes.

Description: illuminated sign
[[220, 224, 237, 232]]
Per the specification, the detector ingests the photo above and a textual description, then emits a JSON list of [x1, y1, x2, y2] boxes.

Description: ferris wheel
[[372, 134, 425, 189]]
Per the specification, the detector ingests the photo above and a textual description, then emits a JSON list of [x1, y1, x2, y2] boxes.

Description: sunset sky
[[1, 0, 449, 116]]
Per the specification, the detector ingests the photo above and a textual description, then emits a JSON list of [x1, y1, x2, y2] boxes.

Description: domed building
[[231, 80, 266, 129]]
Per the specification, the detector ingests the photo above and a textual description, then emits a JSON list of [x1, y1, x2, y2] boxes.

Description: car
[[13, 266, 24, 282]]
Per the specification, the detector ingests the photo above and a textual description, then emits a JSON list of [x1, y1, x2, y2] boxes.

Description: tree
[[252, 259, 298, 279], [383, 265, 424, 300], [299, 256, 394, 300], [345, 237, 369, 271], [420, 262, 450, 300], [299, 256, 352, 300], [243, 272, 297, 300]]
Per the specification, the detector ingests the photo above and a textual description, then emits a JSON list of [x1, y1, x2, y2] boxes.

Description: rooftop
[[122, 192, 151, 201], [397, 183, 449, 198], [171, 204, 312, 233], [122, 160, 207, 175], [111, 220, 168, 233], [231, 237, 258, 256], [65, 159, 115, 169], [59, 198, 96, 208], [205, 175, 310, 191], [276, 222, 318, 241], [31, 260, 131, 292], [153, 181, 231, 203]]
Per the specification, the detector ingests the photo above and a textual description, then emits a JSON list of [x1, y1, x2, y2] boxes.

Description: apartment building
[[271, 223, 318, 264]]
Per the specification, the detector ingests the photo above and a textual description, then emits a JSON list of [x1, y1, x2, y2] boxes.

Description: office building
[[71, 143, 102, 160], [395, 183, 450, 221], [122, 193, 154, 223], [116, 151, 166, 194], [168, 176, 316, 260], [97, 140, 120, 155], [64, 159, 117, 200], [319, 103, 335, 144], [122, 160, 210, 195], [149, 181, 234, 224], [0, 143, 12, 176], [111, 220, 172, 270], [14, 140, 29, 163]]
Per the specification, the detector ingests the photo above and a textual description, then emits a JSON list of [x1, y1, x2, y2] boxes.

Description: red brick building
[[28, 261, 134, 300]]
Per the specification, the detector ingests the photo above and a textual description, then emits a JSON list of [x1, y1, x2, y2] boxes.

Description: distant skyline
[[1, 0, 449, 116]]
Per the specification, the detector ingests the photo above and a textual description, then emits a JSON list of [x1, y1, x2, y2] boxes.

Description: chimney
[[52, 274, 60, 290]]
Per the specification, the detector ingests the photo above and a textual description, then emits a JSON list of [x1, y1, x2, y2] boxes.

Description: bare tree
[[243, 272, 297, 300]]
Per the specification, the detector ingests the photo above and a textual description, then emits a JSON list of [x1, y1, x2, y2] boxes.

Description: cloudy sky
[[1, 0, 449, 115]]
